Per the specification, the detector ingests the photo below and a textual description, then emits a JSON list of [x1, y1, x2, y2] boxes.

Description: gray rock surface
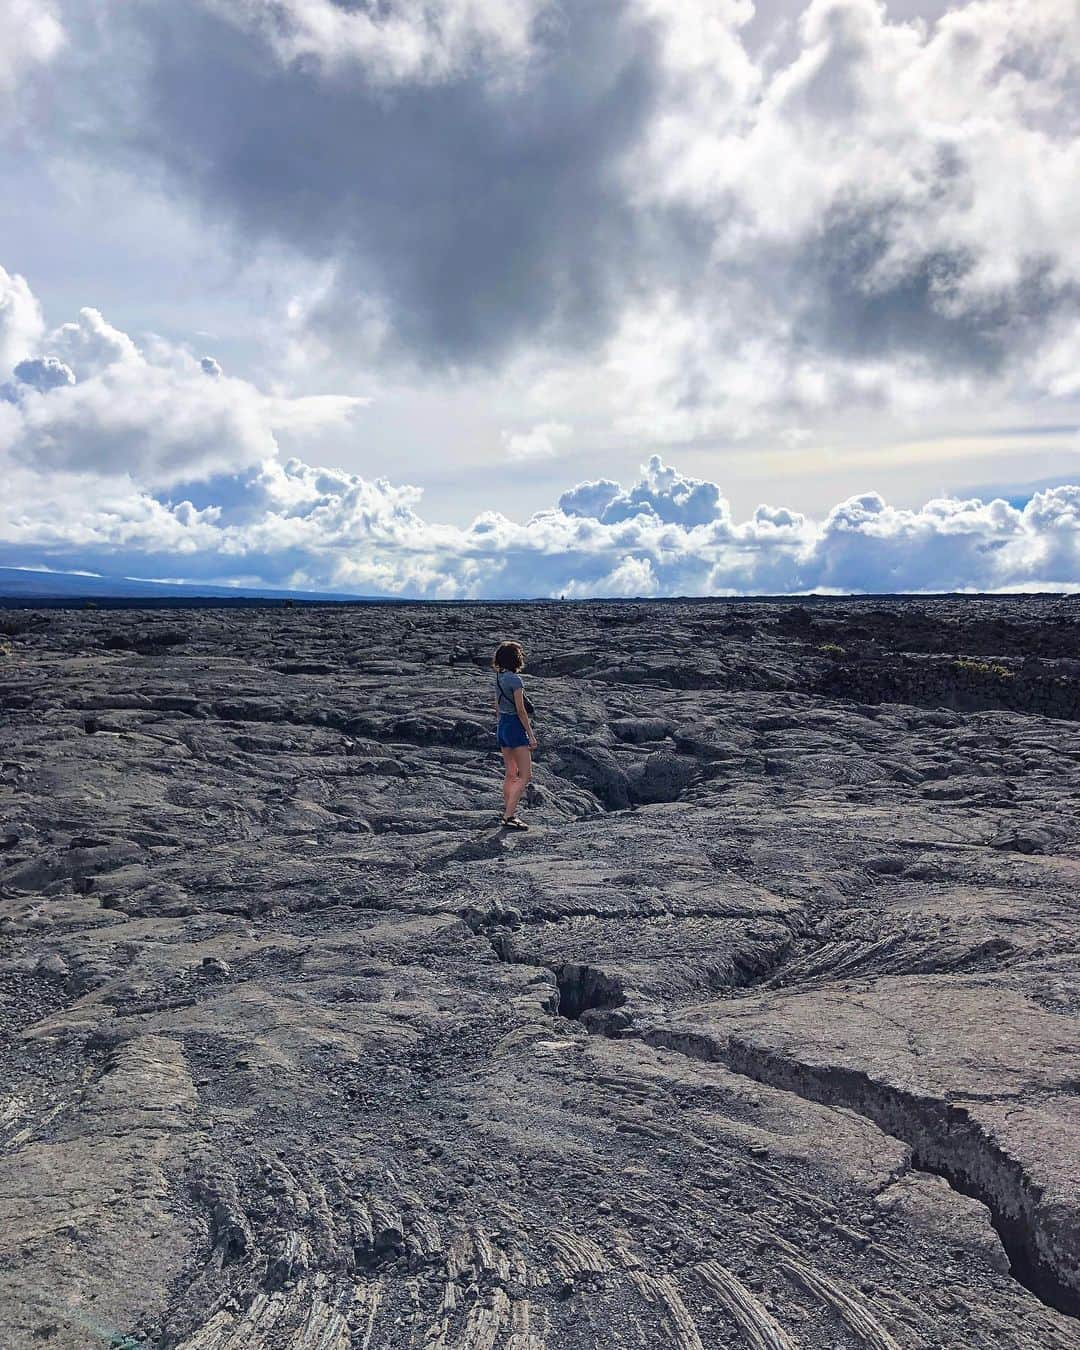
[[0, 596, 1078, 1348]]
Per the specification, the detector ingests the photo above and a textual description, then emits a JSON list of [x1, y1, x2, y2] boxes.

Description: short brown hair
[[493, 641, 525, 672]]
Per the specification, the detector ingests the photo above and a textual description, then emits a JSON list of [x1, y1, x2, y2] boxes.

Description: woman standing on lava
[[493, 640, 537, 830]]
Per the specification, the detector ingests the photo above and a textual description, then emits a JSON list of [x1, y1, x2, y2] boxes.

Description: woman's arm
[[513, 687, 537, 746]]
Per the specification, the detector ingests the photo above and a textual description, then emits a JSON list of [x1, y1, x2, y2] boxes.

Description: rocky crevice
[[487, 934, 630, 1035], [554, 962, 627, 1031], [639, 1026, 1079, 1319]]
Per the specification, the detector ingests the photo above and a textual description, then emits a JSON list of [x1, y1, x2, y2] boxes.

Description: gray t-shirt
[[496, 671, 524, 718]]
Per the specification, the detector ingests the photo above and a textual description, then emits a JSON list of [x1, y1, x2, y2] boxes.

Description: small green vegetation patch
[[818, 643, 846, 658], [951, 658, 1014, 680]]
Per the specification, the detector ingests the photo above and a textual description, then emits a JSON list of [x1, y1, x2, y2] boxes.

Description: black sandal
[[501, 815, 529, 830]]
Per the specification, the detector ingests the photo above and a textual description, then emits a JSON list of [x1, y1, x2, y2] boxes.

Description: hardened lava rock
[[0, 595, 1078, 1348]]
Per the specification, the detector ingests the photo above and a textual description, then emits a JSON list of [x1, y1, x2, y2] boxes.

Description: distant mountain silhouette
[[0, 566, 378, 604]]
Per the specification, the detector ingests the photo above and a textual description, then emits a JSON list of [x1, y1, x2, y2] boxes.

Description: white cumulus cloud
[[2, 440, 1078, 597], [0, 277, 368, 488], [0, 265, 44, 372], [1, 272, 1078, 599]]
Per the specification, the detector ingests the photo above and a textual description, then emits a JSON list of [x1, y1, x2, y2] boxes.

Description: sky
[[1, 0, 1078, 597]]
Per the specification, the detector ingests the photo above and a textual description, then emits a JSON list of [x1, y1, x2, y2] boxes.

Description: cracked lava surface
[[0, 596, 1078, 1349]]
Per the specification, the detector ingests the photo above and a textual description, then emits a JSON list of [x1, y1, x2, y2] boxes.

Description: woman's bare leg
[[500, 747, 519, 818], [504, 747, 532, 818]]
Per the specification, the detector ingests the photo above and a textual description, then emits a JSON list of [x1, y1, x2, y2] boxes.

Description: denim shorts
[[497, 714, 530, 749]]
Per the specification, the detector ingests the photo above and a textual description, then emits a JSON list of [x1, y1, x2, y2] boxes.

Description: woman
[[493, 640, 537, 830]]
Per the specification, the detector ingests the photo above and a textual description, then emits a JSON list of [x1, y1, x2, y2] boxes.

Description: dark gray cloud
[[111, 0, 660, 367], [783, 208, 1078, 377], [16, 0, 1068, 418], [57, 0, 1071, 415]]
